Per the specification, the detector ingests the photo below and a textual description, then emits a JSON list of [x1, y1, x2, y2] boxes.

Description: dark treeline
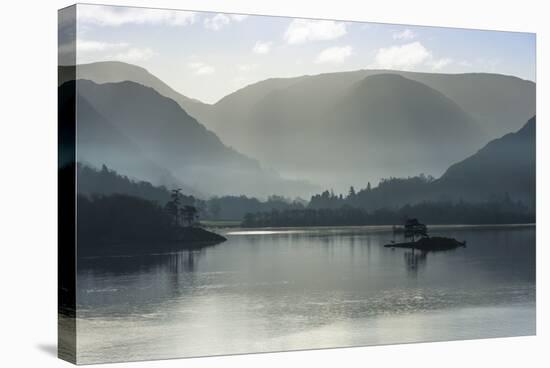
[[78, 163, 174, 204], [78, 194, 175, 246], [77, 193, 225, 256], [77, 164, 305, 221], [77, 164, 534, 227], [242, 198, 534, 227], [310, 174, 436, 211], [206, 195, 306, 220]]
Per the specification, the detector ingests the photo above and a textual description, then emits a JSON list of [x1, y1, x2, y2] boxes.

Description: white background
[[0, 0, 547, 366]]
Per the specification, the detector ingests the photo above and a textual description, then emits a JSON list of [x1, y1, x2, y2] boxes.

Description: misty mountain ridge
[[435, 116, 535, 206], [69, 79, 317, 198], [59, 61, 210, 117], [200, 73, 491, 189], [65, 61, 535, 194], [307, 116, 535, 213], [76, 116, 536, 216], [60, 80, 200, 195], [188, 66, 532, 190]]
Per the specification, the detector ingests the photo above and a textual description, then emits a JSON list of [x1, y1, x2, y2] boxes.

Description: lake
[[75, 225, 536, 364]]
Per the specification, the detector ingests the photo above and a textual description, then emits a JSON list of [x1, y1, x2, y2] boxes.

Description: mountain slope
[[435, 116, 536, 206], [59, 61, 211, 120], [64, 62, 535, 192], [65, 82, 199, 195], [200, 74, 488, 189], [196, 70, 533, 190], [332, 74, 486, 174], [64, 62, 535, 142], [203, 68, 535, 139], [73, 79, 316, 197], [396, 71, 536, 137]]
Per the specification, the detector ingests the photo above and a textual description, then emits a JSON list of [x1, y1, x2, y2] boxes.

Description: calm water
[[75, 225, 536, 364]]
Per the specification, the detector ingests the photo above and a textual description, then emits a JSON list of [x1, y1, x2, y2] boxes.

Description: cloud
[[392, 29, 416, 40], [253, 41, 272, 54], [238, 64, 258, 72], [315, 46, 353, 64], [372, 42, 453, 71], [204, 14, 230, 30], [204, 13, 248, 31], [373, 42, 430, 69], [428, 57, 453, 70], [188, 62, 215, 75], [284, 19, 347, 44], [78, 5, 196, 26]]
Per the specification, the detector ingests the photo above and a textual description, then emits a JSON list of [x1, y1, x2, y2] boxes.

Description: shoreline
[[223, 223, 535, 235]]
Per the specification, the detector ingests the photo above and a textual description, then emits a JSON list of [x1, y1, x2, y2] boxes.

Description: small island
[[77, 188, 226, 257], [384, 219, 466, 251]]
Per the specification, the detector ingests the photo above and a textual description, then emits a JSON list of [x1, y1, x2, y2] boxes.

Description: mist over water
[[76, 225, 535, 364]]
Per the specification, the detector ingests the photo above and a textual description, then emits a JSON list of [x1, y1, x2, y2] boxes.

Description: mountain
[[199, 70, 533, 188], [435, 116, 536, 207], [68, 79, 315, 198], [198, 74, 488, 189], [63, 62, 535, 192], [204, 68, 535, 139], [331, 74, 485, 175], [308, 116, 536, 210], [63, 62, 535, 143], [60, 80, 198, 195], [394, 71, 535, 137], [59, 61, 210, 120]]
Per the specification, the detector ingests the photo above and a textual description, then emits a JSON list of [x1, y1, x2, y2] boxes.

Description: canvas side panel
[[58, 5, 77, 364]]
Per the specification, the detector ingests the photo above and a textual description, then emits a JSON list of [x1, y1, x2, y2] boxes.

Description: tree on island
[[165, 189, 199, 227], [404, 218, 428, 242], [165, 188, 182, 226], [181, 205, 198, 227]]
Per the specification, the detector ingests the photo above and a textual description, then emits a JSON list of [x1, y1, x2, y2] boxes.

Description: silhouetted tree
[[348, 186, 356, 199], [404, 218, 428, 242], [181, 205, 198, 227]]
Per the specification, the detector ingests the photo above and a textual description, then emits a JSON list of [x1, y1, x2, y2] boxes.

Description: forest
[[242, 198, 534, 227], [76, 164, 535, 229]]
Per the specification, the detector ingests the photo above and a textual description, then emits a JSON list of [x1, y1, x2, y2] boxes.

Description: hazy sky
[[72, 4, 536, 104]]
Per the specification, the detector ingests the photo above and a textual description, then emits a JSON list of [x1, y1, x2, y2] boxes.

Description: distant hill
[[332, 74, 485, 176], [200, 73, 488, 188], [63, 62, 535, 192], [60, 80, 199, 195], [394, 71, 535, 137], [435, 116, 536, 207], [203, 68, 534, 139], [309, 116, 536, 210], [68, 79, 316, 198], [59, 61, 210, 120], [194, 71, 533, 189]]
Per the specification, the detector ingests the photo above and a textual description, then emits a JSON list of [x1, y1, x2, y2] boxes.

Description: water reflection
[[404, 250, 427, 275], [77, 243, 218, 276], [75, 225, 536, 363]]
